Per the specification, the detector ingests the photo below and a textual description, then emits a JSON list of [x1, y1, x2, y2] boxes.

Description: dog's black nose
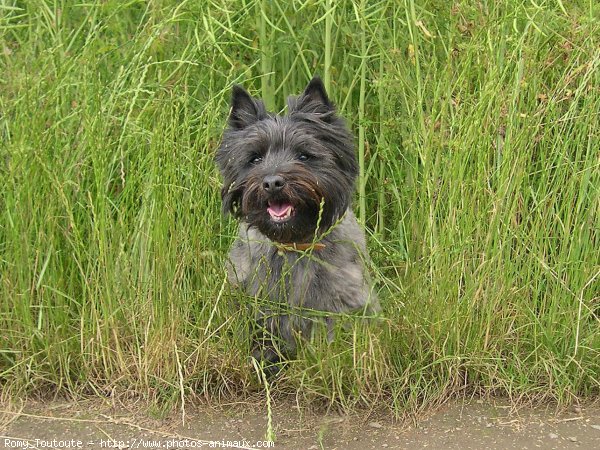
[[262, 175, 285, 193]]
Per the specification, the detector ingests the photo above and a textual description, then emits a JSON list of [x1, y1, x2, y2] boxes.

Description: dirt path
[[1, 399, 599, 449]]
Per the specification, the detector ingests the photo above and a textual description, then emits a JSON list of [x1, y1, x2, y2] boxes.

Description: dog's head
[[215, 77, 357, 243]]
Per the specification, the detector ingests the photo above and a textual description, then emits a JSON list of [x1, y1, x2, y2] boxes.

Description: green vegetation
[[1, 0, 598, 415]]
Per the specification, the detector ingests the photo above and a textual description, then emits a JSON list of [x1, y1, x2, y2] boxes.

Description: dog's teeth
[[267, 203, 294, 222]]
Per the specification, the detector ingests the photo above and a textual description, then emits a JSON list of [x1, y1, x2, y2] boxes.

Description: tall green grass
[[1, 0, 598, 414]]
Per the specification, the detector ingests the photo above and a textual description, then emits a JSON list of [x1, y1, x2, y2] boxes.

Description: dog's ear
[[229, 85, 266, 129], [288, 76, 335, 117], [302, 76, 333, 109]]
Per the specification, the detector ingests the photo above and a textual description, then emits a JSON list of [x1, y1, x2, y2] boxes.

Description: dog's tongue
[[267, 202, 292, 218]]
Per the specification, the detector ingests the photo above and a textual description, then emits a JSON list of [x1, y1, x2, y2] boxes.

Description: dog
[[216, 77, 379, 371]]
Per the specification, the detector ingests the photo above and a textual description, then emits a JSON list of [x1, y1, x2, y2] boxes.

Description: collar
[[274, 242, 326, 252]]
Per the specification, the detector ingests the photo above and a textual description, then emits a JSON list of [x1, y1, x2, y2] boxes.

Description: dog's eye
[[249, 155, 263, 165], [297, 153, 310, 162]]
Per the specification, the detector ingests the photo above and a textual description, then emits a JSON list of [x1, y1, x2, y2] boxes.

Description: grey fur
[[216, 77, 379, 366], [228, 210, 379, 357]]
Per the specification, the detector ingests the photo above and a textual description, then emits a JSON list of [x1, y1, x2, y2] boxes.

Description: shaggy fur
[[216, 77, 379, 368]]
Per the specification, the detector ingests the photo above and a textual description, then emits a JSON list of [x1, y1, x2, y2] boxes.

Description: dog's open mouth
[[267, 201, 295, 223]]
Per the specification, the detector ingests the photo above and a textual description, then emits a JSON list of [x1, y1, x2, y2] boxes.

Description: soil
[[1, 398, 599, 449]]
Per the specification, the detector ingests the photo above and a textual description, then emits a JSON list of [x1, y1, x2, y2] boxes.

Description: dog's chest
[[246, 246, 326, 307], [228, 238, 368, 313]]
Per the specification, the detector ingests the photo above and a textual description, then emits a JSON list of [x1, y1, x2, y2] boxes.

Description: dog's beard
[[240, 168, 328, 243]]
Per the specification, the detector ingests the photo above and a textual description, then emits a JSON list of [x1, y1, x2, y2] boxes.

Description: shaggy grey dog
[[216, 77, 379, 369]]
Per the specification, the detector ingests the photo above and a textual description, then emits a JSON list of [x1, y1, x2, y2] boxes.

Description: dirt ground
[[1, 398, 599, 449]]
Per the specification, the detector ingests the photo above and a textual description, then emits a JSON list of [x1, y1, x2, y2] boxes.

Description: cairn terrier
[[216, 77, 379, 370]]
